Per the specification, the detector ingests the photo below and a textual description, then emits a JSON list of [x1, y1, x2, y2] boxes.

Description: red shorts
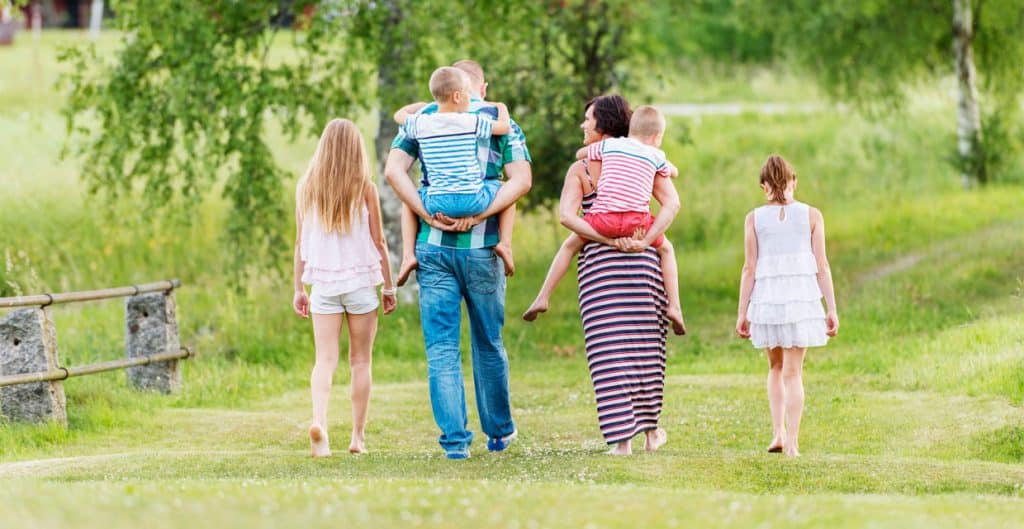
[[582, 211, 664, 248]]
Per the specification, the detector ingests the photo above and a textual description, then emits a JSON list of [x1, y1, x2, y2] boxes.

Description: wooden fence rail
[[0, 279, 187, 425]]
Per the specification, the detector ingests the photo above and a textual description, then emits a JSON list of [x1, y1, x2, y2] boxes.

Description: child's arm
[[292, 207, 309, 318], [657, 160, 679, 179], [365, 182, 397, 315], [576, 140, 604, 161], [810, 207, 839, 336], [393, 102, 429, 125], [490, 102, 511, 136], [735, 212, 757, 338]]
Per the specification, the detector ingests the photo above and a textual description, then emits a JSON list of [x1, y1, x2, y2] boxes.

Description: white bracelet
[[381, 287, 396, 296]]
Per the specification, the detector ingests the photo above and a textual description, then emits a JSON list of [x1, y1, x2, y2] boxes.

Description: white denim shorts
[[309, 285, 379, 315]]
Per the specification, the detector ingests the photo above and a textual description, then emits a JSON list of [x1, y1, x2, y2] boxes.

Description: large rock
[[125, 292, 181, 393], [0, 308, 67, 424]]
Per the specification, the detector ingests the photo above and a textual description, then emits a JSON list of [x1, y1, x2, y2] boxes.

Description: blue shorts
[[420, 179, 500, 218]]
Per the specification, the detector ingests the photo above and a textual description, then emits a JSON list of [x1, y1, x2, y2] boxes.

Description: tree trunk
[[375, 0, 418, 297], [88, 0, 102, 39], [952, 0, 984, 187]]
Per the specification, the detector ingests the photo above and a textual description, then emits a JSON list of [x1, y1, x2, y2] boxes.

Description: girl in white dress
[[735, 155, 839, 457]]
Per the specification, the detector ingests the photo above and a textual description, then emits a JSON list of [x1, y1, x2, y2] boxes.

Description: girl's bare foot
[[605, 441, 632, 456], [309, 424, 331, 458], [494, 243, 515, 277], [767, 435, 785, 453], [784, 444, 800, 457], [348, 435, 367, 455], [396, 257, 417, 287], [666, 308, 687, 336], [522, 298, 548, 322], [644, 428, 667, 452]]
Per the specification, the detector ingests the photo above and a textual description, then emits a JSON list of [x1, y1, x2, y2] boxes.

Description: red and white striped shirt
[[586, 137, 670, 214]]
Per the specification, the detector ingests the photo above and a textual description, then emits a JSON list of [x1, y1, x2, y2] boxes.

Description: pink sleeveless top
[[300, 205, 383, 296]]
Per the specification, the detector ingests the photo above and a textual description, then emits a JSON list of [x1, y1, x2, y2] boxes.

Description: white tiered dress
[[747, 201, 828, 349]]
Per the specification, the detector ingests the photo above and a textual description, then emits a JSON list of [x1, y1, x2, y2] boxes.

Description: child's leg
[[493, 202, 516, 276], [310, 312, 344, 457], [655, 238, 686, 335], [766, 347, 785, 453], [396, 203, 418, 287], [781, 347, 806, 457], [523, 234, 585, 321], [345, 309, 378, 454]]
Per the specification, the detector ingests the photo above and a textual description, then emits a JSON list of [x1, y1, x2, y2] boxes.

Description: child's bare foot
[[667, 307, 687, 336], [767, 435, 785, 453], [396, 256, 417, 287], [309, 424, 331, 458], [605, 441, 632, 456], [644, 428, 667, 452], [348, 435, 367, 455], [522, 298, 548, 322], [494, 243, 515, 277]]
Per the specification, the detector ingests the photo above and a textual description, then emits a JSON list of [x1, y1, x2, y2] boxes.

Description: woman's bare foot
[[522, 298, 548, 322], [348, 435, 367, 455], [309, 424, 331, 458], [784, 443, 800, 457], [767, 435, 785, 453], [396, 256, 418, 287], [666, 308, 687, 336], [494, 243, 515, 277], [605, 441, 632, 456], [644, 428, 667, 452]]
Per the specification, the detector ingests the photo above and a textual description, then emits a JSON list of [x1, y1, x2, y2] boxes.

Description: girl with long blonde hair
[[293, 118, 396, 457]]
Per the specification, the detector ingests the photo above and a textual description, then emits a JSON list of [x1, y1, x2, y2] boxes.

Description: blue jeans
[[421, 180, 500, 218], [415, 242, 515, 454]]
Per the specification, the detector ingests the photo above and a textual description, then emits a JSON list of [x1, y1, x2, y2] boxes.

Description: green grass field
[[1, 32, 1023, 528]]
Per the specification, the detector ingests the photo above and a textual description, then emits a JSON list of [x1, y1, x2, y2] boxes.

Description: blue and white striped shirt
[[402, 113, 495, 195]]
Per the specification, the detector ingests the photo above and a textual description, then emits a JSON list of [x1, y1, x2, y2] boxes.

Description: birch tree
[[742, 0, 1024, 187]]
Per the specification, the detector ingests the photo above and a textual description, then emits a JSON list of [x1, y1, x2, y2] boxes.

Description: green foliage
[[736, 0, 1024, 185], [59, 0, 651, 273], [460, 0, 645, 205], [60, 0, 376, 279]]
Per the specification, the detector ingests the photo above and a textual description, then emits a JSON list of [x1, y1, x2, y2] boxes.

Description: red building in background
[[20, 0, 109, 29]]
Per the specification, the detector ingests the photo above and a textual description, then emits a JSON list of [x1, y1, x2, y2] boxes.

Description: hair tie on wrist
[[381, 287, 396, 296]]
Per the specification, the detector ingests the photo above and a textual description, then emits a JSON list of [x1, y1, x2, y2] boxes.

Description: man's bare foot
[[522, 298, 548, 322], [494, 243, 515, 277], [767, 435, 785, 453], [644, 428, 667, 452], [396, 257, 417, 287], [605, 441, 632, 456], [667, 308, 687, 336], [309, 424, 331, 458], [348, 435, 367, 455]]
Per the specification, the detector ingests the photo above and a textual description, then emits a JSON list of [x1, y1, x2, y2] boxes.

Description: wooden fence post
[[125, 291, 181, 393], [0, 308, 67, 424]]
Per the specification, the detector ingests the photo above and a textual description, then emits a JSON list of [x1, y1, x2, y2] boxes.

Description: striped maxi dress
[[576, 189, 670, 445]]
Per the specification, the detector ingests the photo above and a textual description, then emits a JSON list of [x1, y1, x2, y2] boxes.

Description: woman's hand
[[826, 311, 840, 336], [613, 237, 647, 252], [735, 315, 750, 338], [382, 293, 397, 315], [293, 290, 310, 318]]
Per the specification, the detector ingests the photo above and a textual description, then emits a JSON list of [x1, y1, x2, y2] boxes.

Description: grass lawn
[[1, 31, 1023, 528]]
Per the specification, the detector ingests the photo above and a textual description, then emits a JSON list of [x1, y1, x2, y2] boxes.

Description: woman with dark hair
[[537, 95, 681, 455]]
